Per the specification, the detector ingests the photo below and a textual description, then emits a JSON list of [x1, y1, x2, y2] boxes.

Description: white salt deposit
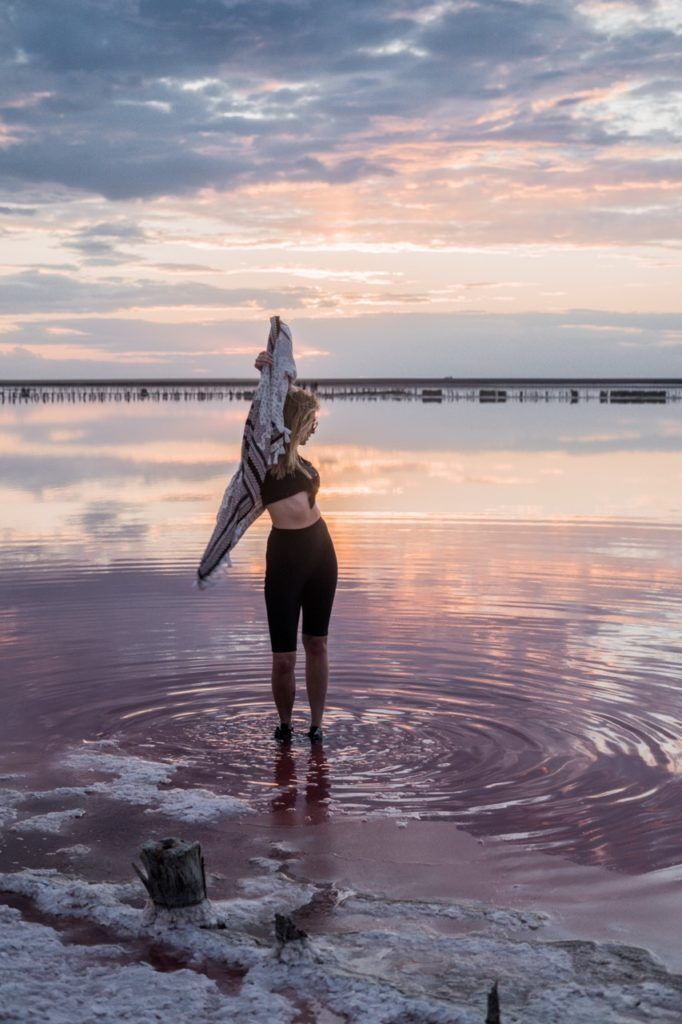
[[55, 741, 253, 823], [0, 902, 294, 1024], [249, 856, 288, 873], [1, 785, 100, 833], [1, 843, 681, 1023], [359, 806, 423, 823], [1, 743, 252, 840], [10, 808, 86, 835], [0, 788, 26, 830], [270, 841, 299, 856], [1, 740, 681, 1021]]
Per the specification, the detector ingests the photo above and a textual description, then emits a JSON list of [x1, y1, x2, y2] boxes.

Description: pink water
[[2, 392, 682, 985], [3, 513, 681, 874]]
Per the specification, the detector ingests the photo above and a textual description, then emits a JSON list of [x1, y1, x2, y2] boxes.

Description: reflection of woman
[[254, 348, 338, 744], [271, 742, 331, 823]]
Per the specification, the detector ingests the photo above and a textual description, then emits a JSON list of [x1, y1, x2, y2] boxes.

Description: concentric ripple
[[4, 516, 682, 874], [93, 645, 682, 874]]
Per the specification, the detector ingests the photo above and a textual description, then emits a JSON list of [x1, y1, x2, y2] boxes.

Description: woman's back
[[261, 456, 320, 510]]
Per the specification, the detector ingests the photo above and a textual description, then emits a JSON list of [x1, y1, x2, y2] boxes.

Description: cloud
[[0, 1, 678, 378], [0, 268, 318, 315], [63, 221, 149, 264], [1, 310, 680, 380], [0, 204, 36, 215], [0, 0, 678, 201]]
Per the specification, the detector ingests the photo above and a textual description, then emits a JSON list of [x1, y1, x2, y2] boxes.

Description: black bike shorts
[[264, 517, 338, 653]]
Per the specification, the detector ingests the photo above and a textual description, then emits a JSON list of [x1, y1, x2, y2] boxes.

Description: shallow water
[[2, 513, 682, 877], [1, 389, 681, 879]]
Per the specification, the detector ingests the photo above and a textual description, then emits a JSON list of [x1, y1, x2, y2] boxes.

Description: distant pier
[[0, 377, 680, 406]]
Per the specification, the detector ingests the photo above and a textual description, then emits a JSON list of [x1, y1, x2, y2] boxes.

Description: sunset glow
[[0, 0, 679, 378]]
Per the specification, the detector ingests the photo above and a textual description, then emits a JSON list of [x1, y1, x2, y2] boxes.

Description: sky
[[0, 0, 680, 379]]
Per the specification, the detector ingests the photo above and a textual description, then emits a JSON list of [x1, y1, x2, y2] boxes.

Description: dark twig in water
[[275, 912, 308, 945], [486, 979, 501, 1023]]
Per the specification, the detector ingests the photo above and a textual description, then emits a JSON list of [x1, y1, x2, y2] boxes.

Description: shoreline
[[280, 815, 682, 976], [2, 813, 682, 1021], [2, 737, 681, 1020]]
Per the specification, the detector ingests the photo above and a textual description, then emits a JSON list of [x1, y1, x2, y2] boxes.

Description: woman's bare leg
[[271, 651, 296, 724], [302, 634, 328, 728]]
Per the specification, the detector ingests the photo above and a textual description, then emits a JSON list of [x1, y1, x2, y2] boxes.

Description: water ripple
[[3, 516, 682, 874]]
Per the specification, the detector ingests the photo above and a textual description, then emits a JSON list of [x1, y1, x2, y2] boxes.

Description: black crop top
[[260, 457, 320, 509]]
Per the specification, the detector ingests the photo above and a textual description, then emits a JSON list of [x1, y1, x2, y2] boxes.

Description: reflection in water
[[1, 514, 681, 874], [271, 743, 331, 824], [272, 744, 297, 815], [1, 395, 682, 878]]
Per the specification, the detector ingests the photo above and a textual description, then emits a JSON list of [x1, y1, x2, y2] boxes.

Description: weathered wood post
[[132, 836, 221, 927], [133, 836, 206, 908]]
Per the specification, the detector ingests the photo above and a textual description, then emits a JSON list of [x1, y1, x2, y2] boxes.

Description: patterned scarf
[[194, 315, 297, 590]]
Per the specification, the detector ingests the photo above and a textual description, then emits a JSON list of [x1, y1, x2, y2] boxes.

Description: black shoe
[[306, 725, 323, 743], [274, 722, 294, 742]]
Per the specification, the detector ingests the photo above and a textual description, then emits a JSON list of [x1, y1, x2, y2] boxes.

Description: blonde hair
[[269, 386, 320, 480]]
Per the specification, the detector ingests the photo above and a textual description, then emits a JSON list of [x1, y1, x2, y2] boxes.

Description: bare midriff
[[265, 490, 321, 529]]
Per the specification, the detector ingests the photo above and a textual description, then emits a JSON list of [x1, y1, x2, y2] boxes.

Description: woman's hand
[[254, 350, 274, 371]]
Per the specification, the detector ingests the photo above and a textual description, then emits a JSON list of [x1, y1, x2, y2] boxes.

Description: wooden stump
[[132, 836, 207, 909]]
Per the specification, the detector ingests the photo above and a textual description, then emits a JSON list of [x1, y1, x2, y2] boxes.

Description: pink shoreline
[[281, 816, 682, 975]]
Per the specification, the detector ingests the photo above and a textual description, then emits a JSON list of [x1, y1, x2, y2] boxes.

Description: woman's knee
[[302, 633, 328, 656], [272, 650, 297, 674]]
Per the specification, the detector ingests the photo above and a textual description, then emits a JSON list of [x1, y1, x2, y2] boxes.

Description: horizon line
[[2, 376, 681, 387]]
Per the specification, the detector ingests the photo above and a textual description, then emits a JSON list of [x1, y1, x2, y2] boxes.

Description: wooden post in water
[[132, 836, 222, 927], [132, 836, 206, 908]]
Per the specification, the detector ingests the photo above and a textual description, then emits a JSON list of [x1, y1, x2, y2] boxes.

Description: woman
[[255, 348, 338, 744]]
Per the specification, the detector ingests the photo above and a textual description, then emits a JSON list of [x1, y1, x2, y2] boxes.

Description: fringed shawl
[[194, 315, 297, 591]]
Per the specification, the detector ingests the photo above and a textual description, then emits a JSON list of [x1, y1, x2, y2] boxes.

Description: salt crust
[[1, 741, 681, 1020], [10, 808, 86, 835], [0, 740, 252, 834], [1, 848, 682, 1023], [61, 744, 253, 822]]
